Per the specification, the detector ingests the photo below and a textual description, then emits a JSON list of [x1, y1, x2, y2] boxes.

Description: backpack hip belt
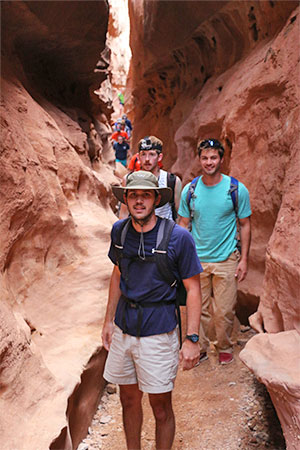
[[121, 296, 176, 337]]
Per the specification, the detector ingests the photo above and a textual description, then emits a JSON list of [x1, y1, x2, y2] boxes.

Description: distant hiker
[[127, 153, 141, 172], [119, 135, 182, 221], [120, 119, 131, 139], [111, 128, 129, 143], [128, 153, 163, 174], [102, 170, 202, 450], [114, 116, 132, 137], [113, 117, 123, 131], [118, 91, 125, 114], [122, 114, 133, 137], [113, 135, 130, 167], [178, 138, 251, 365]]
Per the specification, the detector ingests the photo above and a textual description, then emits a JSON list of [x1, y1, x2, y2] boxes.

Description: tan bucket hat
[[112, 171, 172, 208]]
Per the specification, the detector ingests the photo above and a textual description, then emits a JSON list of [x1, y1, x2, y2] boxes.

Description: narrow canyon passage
[[80, 326, 285, 450], [1, 2, 299, 449]]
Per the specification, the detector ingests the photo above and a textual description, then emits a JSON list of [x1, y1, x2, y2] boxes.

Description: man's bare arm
[[101, 265, 122, 350], [179, 273, 202, 370], [235, 216, 251, 282], [178, 215, 190, 230]]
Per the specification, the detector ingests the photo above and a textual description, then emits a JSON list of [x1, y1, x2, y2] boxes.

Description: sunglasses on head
[[199, 139, 223, 149]]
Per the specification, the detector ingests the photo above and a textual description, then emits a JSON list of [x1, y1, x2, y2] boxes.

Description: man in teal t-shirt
[[178, 139, 251, 365]]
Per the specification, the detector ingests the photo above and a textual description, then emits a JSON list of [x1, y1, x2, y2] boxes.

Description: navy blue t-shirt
[[108, 218, 202, 337], [113, 141, 129, 160]]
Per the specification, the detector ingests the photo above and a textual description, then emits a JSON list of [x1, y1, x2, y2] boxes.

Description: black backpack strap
[[153, 218, 184, 347], [114, 217, 131, 270], [154, 218, 177, 286], [167, 172, 177, 221], [122, 296, 176, 337]]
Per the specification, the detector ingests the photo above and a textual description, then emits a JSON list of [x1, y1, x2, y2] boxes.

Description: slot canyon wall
[[0, 1, 120, 449], [127, 1, 299, 448], [1, 1, 299, 449]]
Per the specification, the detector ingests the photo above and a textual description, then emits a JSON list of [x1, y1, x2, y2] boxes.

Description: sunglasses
[[199, 139, 223, 149]]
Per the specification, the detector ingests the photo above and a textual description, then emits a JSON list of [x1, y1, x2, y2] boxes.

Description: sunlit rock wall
[[0, 2, 118, 449], [128, 0, 299, 320], [128, 1, 299, 447], [107, 0, 132, 121]]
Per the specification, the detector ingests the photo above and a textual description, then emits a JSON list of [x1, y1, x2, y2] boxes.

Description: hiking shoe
[[195, 352, 208, 367], [219, 352, 234, 365]]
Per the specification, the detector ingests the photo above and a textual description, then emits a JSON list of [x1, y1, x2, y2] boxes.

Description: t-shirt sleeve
[[127, 156, 134, 171], [173, 226, 202, 279], [238, 183, 252, 219], [178, 183, 191, 218]]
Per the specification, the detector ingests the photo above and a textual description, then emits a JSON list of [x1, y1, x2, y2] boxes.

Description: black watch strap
[[186, 334, 199, 343]]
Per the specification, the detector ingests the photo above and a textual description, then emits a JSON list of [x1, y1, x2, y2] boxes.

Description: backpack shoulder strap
[[154, 218, 184, 347], [153, 218, 177, 286], [186, 176, 200, 231], [229, 176, 239, 216], [114, 217, 131, 267], [167, 172, 176, 196], [167, 172, 177, 220], [187, 176, 200, 210], [156, 218, 176, 251]]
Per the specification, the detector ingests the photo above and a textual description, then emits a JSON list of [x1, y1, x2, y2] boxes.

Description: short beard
[[131, 206, 156, 227]]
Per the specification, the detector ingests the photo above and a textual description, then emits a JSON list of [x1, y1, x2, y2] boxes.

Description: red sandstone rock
[[0, 2, 120, 449], [240, 331, 300, 450], [1, 1, 300, 449], [127, 2, 300, 448]]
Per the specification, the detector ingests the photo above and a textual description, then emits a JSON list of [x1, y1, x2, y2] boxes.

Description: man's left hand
[[179, 340, 200, 371], [235, 259, 248, 282]]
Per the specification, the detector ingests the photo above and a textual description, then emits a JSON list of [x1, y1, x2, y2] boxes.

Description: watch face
[[187, 334, 199, 343]]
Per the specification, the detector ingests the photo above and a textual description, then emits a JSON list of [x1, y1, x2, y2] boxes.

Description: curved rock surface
[[127, 1, 299, 448], [0, 2, 119, 449], [1, 1, 300, 449], [240, 331, 300, 450]]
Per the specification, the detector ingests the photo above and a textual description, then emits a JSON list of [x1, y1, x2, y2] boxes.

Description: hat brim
[[112, 185, 173, 208]]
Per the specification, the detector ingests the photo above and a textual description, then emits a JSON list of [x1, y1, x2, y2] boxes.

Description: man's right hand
[[101, 321, 114, 351], [179, 340, 200, 370]]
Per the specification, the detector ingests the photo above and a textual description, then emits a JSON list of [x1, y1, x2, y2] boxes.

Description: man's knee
[[120, 384, 143, 408], [149, 393, 173, 422]]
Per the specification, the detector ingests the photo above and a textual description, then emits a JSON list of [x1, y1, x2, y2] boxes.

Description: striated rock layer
[[128, 1, 299, 448], [0, 2, 119, 449]]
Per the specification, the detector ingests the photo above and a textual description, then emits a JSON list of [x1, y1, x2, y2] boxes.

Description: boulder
[[240, 331, 300, 450]]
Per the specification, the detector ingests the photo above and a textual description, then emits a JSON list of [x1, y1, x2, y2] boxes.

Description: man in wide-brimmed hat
[[102, 170, 202, 450]]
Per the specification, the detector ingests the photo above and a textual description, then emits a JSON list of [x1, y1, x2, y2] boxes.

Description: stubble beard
[[202, 161, 221, 177], [130, 205, 156, 227]]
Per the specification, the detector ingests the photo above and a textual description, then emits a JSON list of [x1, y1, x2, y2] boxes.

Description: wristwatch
[[186, 334, 199, 343]]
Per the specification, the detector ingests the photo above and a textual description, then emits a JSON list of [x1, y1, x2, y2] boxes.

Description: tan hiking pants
[[199, 251, 240, 354]]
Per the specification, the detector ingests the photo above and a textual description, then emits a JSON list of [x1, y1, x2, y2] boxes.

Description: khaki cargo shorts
[[104, 325, 180, 394]]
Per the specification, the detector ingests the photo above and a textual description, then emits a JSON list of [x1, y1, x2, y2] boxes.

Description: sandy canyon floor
[[78, 327, 285, 450]]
